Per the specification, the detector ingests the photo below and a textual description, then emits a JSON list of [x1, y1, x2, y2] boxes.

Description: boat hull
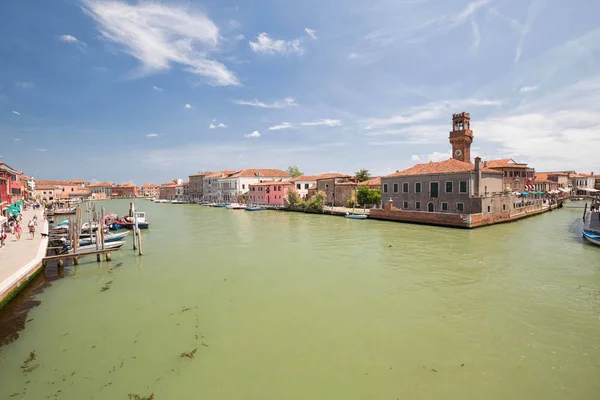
[[583, 230, 600, 246], [345, 214, 368, 219], [246, 207, 266, 211]]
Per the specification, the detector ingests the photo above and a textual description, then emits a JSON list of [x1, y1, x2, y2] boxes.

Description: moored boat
[[345, 213, 368, 220], [583, 230, 600, 246], [226, 203, 246, 210], [246, 206, 266, 211], [78, 231, 129, 246], [123, 211, 149, 229]]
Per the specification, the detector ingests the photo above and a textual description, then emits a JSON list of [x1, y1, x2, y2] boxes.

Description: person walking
[[28, 219, 36, 239], [15, 223, 22, 240]]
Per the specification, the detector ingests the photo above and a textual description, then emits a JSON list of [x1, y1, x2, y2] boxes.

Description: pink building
[[248, 181, 293, 206]]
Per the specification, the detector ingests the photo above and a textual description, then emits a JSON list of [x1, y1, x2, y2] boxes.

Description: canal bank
[[0, 208, 48, 309], [0, 200, 599, 400]]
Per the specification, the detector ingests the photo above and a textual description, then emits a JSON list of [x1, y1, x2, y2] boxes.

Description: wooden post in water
[[101, 207, 106, 251], [131, 202, 137, 250], [95, 211, 101, 262], [583, 202, 588, 222], [137, 227, 143, 255]]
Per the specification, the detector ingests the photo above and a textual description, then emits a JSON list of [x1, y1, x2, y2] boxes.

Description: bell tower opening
[[449, 112, 474, 164]]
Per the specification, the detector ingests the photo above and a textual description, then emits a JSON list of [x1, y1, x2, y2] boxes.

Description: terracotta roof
[[69, 180, 87, 184], [161, 182, 178, 187], [227, 168, 290, 178], [385, 158, 502, 177], [141, 183, 159, 187], [249, 180, 293, 186], [205, 170, 235, 179], [36, 180, 71, 186], [571, 173, 593, 178], [115, 182, 137, 187], [337, 181, 357, 186], [359, 177, 381, 186], [0, 162, 19, 174], [36, 185, 59, 190], [87, 181, 113, 187], [485, 158, 529, 169], [535, 173, 550, 181], [535, 179, 554, 183], [189, 171, 212, 177], [537, 171, 570, 176], [294, 173, 351, 182], [308, 185, 317, 190]]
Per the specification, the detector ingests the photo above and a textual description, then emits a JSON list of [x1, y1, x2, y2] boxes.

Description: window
[[305, 184, 309, 189], [503, 204, 506, 211], [415, 182, 422, 193], [515, 171, 520, 177], [445, 181, 453, 193], [510, 171, 513, 177], [442, 202, 448, 211], [428, 202, 434, 212], [457, 203, 464, 212], [393, 183, 399, 193], [459, 181, 467, 193], [403, 201, 408, 209], [297, 184, 301, 190], [487, 206, 491, 212], [430, 182, 439, 198], [278, 186, 281, 191], [71, 188, 74, 192], [383, 183, 388, 193], [416, 201, 421, 210], [403, 183, 409, 193], [504, 171, 507, 177], [484, 186, 488, 194], [242, 184, 245, 189]]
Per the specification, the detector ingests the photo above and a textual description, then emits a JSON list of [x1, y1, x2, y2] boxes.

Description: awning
[[578, 187, 600, 193], [521, 191, 529, 195], [5, 208, 19, 215], [558, 188, 570, 193]]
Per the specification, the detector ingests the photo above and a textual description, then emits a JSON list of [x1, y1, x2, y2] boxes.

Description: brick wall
[[369, 208, 469, 228]]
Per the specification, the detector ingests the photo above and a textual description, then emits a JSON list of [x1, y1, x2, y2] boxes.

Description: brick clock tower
[[449, 112, 473, 164]]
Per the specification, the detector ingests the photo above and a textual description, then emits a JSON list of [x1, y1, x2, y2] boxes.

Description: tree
[[286, 188, 301, 208], [357, 185, 381, 207], [306, 191, 326, 212], [355, 169, 372, 182], [286, 165, 303, 178]]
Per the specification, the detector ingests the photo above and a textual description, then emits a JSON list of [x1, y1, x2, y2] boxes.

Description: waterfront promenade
[[0, 208, 48, 308]]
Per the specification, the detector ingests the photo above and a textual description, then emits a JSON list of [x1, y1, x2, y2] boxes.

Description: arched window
[[428, 202, 434, 212]]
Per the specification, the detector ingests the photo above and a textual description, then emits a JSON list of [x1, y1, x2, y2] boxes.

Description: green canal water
[[1, 199, 599, 399]]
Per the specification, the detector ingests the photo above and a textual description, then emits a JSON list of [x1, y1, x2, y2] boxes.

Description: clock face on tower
[[454, 149, 463, 157]]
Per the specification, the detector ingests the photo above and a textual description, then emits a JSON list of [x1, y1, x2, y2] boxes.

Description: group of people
[[0, 212, 38, 248]]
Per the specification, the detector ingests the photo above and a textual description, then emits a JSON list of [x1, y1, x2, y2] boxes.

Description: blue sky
[[1, 0, 599, 184]]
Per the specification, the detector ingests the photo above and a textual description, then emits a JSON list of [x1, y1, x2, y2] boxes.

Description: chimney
[[474, 157, 482, 196], [474, 157, 481, 171]]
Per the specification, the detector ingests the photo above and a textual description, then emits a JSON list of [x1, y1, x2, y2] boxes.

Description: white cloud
[[427, 151, 451, 162], [184, 104, 192, 109], [209, 122, 226, 129], [348, 53, 360, 59], [153, 86, 163, 91], [519, 85, 538, 93], [36, 148, 47, 152], [268, 122, 294, 131], [249, 33, 304, 55], [60, 34, 81, 43], [146, 133, 159, 138], [411, 155, 421, 161], [245, 130, 261, 138], [15, 81, 33, 88], [209, 123, 216, 129], [470, 17, 481, 50], [218, 123, 226, 128], [82, 0, 239, 86], [364, 99, 501, 129], [301, 119, 342, 127], [12, 111, 20, 116], [14, 138, 21, 142], [234, 97, 297, 109], [305, 28, 317, 40]]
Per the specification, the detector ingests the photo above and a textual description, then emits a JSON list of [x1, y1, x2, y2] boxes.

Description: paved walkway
[[0, 208, 48, 304]]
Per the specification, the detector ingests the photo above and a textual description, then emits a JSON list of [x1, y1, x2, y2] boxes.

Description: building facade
[[159, 180, 180, 200], [202, 171, 234, 202], [570, 173, 597, 196], [248, 181, 293, 206], [36, 185, 60, 203], [1, 162, 21, 211], [486, 159, 535, 192], [292, 173, 350, 199], [112, 183, 138, 198], [140, 183, 159, 198], [315, 175, 355, 206], [188, 172, 210, 202], [88, 182, 114, 198], [217, 169, 291, 203]]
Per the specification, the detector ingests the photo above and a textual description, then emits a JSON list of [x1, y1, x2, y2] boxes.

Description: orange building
[[112, 183, 138, 198], [140, 183, 159, 198]]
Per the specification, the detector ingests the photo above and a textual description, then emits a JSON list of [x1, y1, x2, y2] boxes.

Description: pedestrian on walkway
[[28, 220, 35, 239], [15, 223, 22, 240], [0, 229, 6, 248]]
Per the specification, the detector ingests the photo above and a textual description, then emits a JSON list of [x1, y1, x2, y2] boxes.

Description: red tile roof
[[571, 173, 593, 178], [36, 185, 59, 190], [294, 173, 351, 182], [69, 179, 87, 184], [88, 181, 113, 187], [141, 183, 159, 187], [205, 170, 235, 179], [189, 172, 213, 177], [535, 173, 550, 181], [486, 158, 529, 169], [385, 158, 502, 177], [228, 168, 290, 178], [359, 177, 381, 187], [36, 180, 71, 186], [250, 180, 293, 186]]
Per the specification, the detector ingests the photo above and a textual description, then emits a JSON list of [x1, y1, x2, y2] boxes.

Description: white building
[[571, 173, 598, 196], [202, 171, 234, 202], [292, 173, 350, 199], [217, 169, 291, 202]]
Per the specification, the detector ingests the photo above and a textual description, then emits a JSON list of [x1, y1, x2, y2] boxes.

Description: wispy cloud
[[209, 122, 227, 129], [184, 104, 192, 109], [218, 123, 226, 128], [82, 0, 239, 86], [146, 133, 159, 138], [470, 17, 481, 50], [245, 130, 261, 138], [301, 119, 342, 127], [59, 34, 85, 45], [305, 28, 317, 40], [268, 122, 294, 131], [427, 151, 451, 162], [12, 111, 20, 116], [249, 33, 304, 55], [15, 81, 33, 88], [364, 99, 501, 129], [519, 85, 538, 93], [515, 0, 546, 64], [36, 148, 47, 152], [14, 138, 21, 142], [234, 97, 297, 108], [153, 86, 163, 91], [411, 155, 421, 161]]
